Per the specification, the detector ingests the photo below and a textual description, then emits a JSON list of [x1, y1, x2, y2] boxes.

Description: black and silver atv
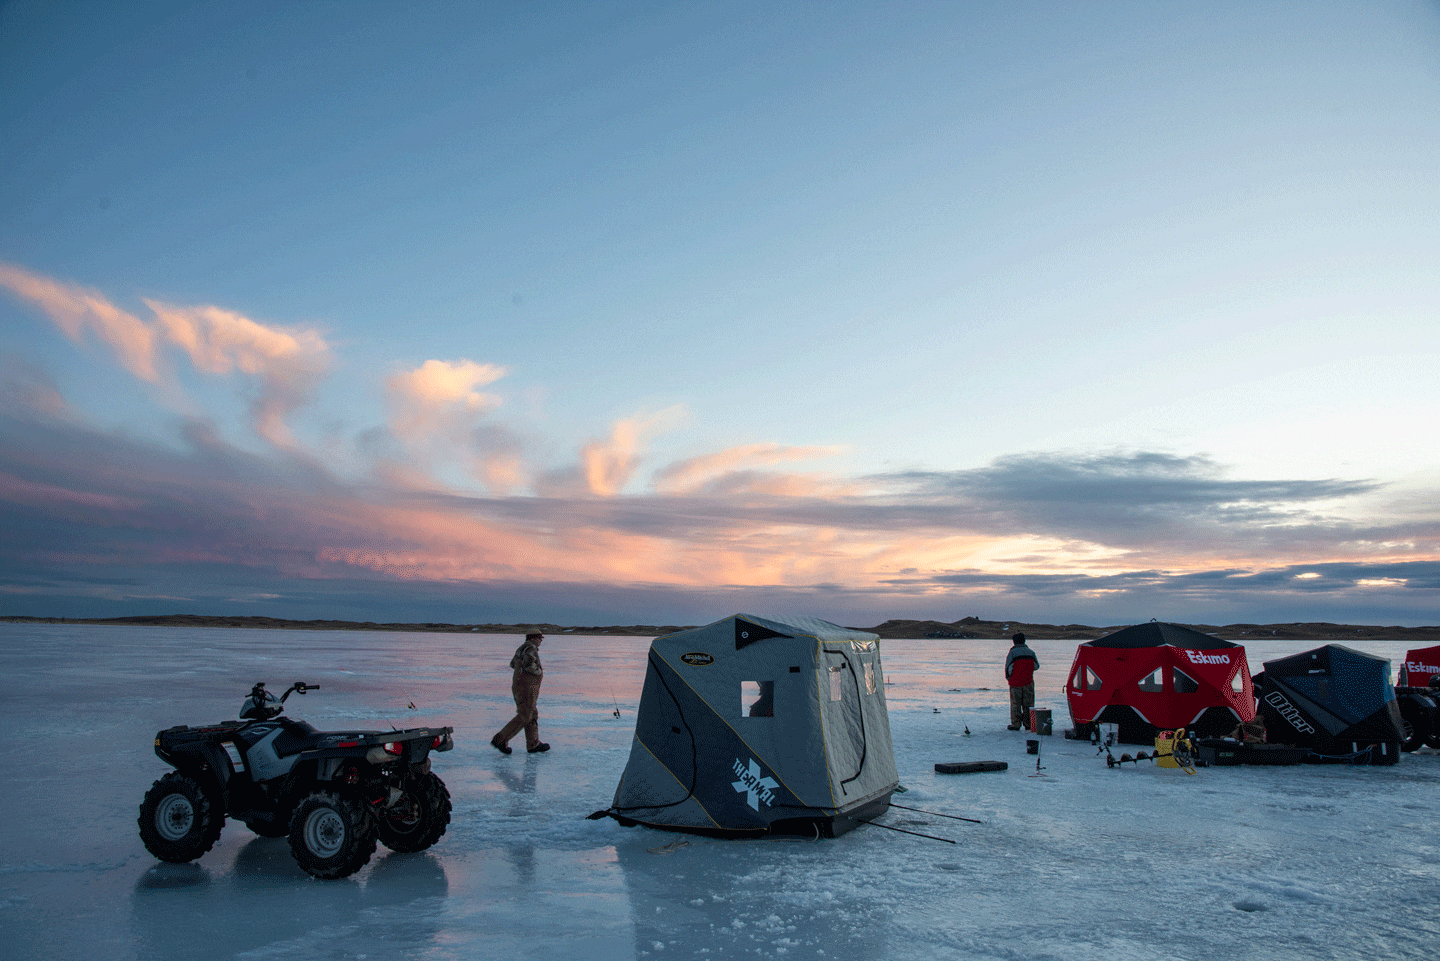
[[139, 681, 455, 880]]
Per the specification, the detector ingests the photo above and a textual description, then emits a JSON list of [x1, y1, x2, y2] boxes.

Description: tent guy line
[[857, 819, 956, 844], [888, 802, 985, 825]]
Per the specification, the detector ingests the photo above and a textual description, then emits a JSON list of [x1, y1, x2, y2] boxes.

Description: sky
[[2, 0, 1439, 628]]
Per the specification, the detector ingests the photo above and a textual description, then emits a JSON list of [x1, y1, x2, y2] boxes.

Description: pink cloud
[[385, 359, 508, 437], [0, 262, 162, 382], [568, 407, 685, 497], [653, 443, 846, 494], [144, 300, 331, 447], [7, 267, 1437, 621], [379, 360, 520, 493], [2, 264, 331, 448], [304, 495, 849, 588], [144, 301, 327, 378], [0, 470, 145, 513]]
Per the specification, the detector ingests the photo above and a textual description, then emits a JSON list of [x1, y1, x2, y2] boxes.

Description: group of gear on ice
[[138, 620, 1440, 879]]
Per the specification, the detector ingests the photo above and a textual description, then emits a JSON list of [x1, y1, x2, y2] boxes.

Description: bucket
[[1029, 708, 1052, 736], [1026, 739, 1039, 755]]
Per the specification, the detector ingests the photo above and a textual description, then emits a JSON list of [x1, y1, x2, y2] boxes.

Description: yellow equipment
[[1153, 728, 1196, 774]]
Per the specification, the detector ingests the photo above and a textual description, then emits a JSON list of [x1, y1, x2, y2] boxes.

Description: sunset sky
[[3, 1, 1438, 627]]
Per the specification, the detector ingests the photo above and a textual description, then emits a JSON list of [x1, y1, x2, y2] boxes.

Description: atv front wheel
[[377, 772, 453, 853], [138, 772, 223, 863], [288, 791, 377, 880]]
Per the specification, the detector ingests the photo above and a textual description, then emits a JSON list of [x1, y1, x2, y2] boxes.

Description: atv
[[138, 681, 455, 880]]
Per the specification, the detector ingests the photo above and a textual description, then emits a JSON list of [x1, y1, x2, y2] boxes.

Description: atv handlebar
[[250, 680, 320, 704], [280, 681, 317, 702]]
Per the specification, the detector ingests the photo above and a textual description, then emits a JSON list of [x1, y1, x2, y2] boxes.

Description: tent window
[[1138, 669, 1164, 692], [863, 662, 876, 695], [1071, 666, 1103, 691], [829, 665, 846, 702], [1231, 672, 1244, 693], [1085, 667, 1102, 691], [1173, 668, 1199, 694], [742, 680, 774, 717]]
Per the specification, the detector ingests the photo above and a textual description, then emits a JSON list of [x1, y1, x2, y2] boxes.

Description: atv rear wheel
[[138, 772, 223, 863], [1399, 695, 1434, 752], [288, 791, 377, 880], [377, 772, 453, 853]]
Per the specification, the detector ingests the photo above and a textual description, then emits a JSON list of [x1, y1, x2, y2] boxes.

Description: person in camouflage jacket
[[491, 629, 550, 754]]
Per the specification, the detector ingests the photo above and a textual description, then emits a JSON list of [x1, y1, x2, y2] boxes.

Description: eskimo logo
[[731, 757, 778, 811], [1406, 661, 1440, 677], [680, 652, 715, 666], [1184, 650, 1231, 665], [1263, 691, 1315, 734]]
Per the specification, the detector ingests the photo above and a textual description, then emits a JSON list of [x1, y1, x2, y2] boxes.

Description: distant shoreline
[[3, 613, 1438, 642]]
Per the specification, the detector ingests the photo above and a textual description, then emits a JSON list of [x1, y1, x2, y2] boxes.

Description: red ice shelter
[[1398, 645, 1440, 688], [1066, 621, 1255, 744]]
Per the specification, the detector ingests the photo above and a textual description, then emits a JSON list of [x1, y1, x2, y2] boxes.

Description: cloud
[[377, 359, 521, 492], [385, 359, 507, 438], [3, 264, 332, 447], [0, 355, 73, 421], [3, 264, 1438, 624], [468, 423, 528, 493], [860, 451, 1390, 568], [652, 443, 847, 495], [537, 406, 687, 497], [144, 300, 330, 447], [0, 262, 161, 381], [2, 402, 1437, 624]]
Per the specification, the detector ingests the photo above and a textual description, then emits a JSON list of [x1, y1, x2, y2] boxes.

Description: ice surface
[[1, 624, 1436, 960]]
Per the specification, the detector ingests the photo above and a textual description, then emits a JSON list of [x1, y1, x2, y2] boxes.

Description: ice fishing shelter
[[1398, 645, 1440, 688], [1253, 645, 1405, 764], [591, 614, 898, 838], [1396, 645, 1440, 751], [1065, 621, 1254, 744]]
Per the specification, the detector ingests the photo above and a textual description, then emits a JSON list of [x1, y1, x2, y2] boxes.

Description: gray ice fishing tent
[[589, 614, 898, 838]]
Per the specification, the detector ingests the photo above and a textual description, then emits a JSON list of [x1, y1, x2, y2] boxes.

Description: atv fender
[[157, 742, 234, 800]]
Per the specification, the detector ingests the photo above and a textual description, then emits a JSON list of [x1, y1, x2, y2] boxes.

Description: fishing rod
[[889, 802, 984, 825], [858, 819, 956, 844]]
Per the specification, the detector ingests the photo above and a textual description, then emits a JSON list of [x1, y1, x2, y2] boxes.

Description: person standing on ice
[[1005, 632, 1039, 730], [491, 629, 550, 754]]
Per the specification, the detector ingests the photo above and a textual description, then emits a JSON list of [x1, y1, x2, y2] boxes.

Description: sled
[[934, 760, 1008, 774]]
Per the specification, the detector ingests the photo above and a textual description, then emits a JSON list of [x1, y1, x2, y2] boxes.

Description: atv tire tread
[[138, 772, 223, 863], [377, 772, 453, 853], [288, 790, 378, 880]]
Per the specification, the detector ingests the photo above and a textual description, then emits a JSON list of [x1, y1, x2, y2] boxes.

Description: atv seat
[[270, 719, 322, 758]]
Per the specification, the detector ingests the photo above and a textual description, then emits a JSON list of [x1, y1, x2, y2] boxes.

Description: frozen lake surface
[[1, 623, 1436, 960]]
